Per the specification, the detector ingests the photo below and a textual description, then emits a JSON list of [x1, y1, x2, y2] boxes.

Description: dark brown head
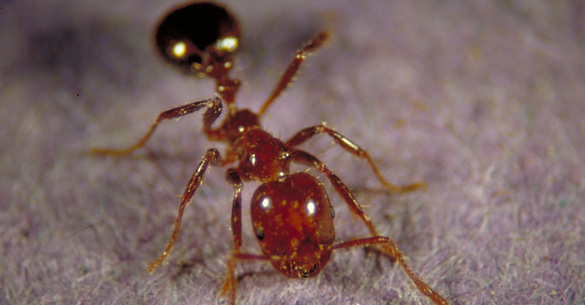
[[154, 2, 240, 78]]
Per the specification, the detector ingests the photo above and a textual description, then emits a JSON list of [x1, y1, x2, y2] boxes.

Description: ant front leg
[[147, 148, 221, 273], [258, 31, 329, 116], [332, 237, 450, 305], [91, 97, 222, 156], [286, 124, 424, 193]]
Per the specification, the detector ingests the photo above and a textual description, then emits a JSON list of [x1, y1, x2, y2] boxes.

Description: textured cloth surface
[[1, 1, 584, 304]]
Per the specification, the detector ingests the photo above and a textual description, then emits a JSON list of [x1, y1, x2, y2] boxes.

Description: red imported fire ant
[[92, 2, 449, 304]]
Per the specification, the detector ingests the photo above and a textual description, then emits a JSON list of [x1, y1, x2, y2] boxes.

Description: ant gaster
[[92, 2, 449, 304]]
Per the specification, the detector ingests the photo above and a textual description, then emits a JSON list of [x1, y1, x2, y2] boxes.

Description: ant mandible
[[92, 2, 449, 304]]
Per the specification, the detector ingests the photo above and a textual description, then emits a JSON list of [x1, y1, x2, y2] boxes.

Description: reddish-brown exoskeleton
[[92, 2, 449, 304]]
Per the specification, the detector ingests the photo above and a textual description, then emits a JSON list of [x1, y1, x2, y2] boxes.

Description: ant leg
[[91, 97, 222, 156], [258, 31, 329, 115], [225, 169, 243, 251], [291, 150, 383, 240], [292, 149, 406, 260], [286, 124, 424, 193], [221, 168, 243, 304], [220, 169, 271, 304], [146, 148, 221, 273], [221, 253, 270, 305], [333, 236, 450, 305]]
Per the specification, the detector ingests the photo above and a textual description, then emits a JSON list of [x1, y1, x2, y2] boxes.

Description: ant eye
[[155, 2, 240, 73], [329, 206, 335, 219], [255, 227, 265, 241]]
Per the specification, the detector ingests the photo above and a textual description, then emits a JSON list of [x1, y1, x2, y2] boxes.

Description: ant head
[[155, 2, 241, 79]]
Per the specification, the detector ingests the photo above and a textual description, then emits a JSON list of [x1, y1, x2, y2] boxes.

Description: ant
[[92, 2, 449, 304]]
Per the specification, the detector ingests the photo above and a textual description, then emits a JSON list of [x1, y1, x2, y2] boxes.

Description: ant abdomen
[[251, 172, 335, 278]]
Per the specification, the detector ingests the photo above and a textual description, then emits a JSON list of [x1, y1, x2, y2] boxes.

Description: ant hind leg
[[220, 169, 271, 304], [221, 168, 244, 304], [332, 236, 449, 305]]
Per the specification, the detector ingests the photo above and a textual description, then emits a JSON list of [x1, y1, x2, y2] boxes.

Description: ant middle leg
[[286, 124, 424, 193], [291, 149, 426, 263], [332, 237, 449, 305], [258, 31, 329, 116], [147, 148, 221, 273], [91, 97, 222, 156]]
